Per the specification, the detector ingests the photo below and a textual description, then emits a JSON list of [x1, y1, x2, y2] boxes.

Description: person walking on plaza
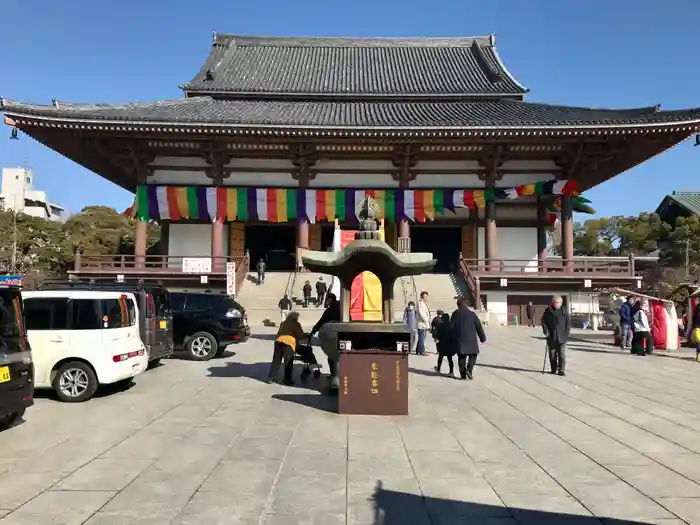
[[541, 296, 570, 376], [403, 301, 418, 353], [278, 294, 292, 324], [450, 298, 486, 380], [619, 296, 634, 350], [631, 301, 650, 356], [302, 280, 313, 308], [315, 277, 327, 307], [256, 258, 266, 285], [416, 291, 431, 355], [526, 301, 535, 328], [431, 310, 444, 340], [434, 312, 456, 377], [268, 311, 306, 385], [311, 293, 342, 385]]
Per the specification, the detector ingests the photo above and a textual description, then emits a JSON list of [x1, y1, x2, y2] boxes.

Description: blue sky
[[1, 0, 698, 218]]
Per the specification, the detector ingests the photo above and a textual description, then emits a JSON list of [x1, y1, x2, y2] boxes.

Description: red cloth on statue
[[650, 300, 667, 349]]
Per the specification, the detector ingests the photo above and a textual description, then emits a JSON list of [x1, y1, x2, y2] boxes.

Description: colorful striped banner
[[133, 181, 585, 224]]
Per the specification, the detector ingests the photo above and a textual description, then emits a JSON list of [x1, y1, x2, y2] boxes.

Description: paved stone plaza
[[0, 327, 699, 524]]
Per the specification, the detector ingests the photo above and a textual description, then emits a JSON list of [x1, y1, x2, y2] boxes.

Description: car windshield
[[0, 290, 25, 350]]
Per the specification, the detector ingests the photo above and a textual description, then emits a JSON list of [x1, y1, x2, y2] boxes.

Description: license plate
[[159, 320, 167, 329], [0, 366, 10, 383]]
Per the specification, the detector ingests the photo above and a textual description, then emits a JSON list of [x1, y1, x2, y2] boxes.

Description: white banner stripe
[[305, 189, 316, 223], [404, 190, 415, 220], [155, 187, 170, 220], [206, 187, 218, 221], [256, 189, 268, 221], [452, 190, 464, 208]]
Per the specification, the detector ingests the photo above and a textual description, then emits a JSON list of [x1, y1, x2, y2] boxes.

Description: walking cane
[[541, 342, 549, 374]]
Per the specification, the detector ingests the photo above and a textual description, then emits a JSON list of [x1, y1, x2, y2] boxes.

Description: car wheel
[[148, 358, 161, 368], [53, 361, 98, 403], [0, 407, 25, 430], [186, 332, 219, 361]]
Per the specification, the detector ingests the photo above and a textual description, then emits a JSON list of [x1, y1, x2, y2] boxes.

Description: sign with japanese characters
[[338, 351, 408, 415]]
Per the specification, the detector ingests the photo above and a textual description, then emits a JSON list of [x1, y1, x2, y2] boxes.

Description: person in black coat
[[450, 298, 487, 380], [434, 312, 456, 376], [540, 295, 570, 376], [526, 301, 535, 328]]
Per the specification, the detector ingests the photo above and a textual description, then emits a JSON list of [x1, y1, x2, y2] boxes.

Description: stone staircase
[[238, 270, 420, 327], [236, 271, 335, 327], [411, 273, 463, 316]]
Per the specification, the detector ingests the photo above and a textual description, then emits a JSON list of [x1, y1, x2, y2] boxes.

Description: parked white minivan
[[23, 290, 148, 402]]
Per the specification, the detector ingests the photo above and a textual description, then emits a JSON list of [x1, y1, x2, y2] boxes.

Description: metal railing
[[235, 252, 250, 295], [461, 257, 635, 276], [74, 254, 243, 273], [458, 257, 480, 309]]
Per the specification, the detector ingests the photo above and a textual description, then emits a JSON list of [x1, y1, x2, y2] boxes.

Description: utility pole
[[10, 197, 17, 273]]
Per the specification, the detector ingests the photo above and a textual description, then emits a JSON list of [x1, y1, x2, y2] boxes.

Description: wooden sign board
[[338, 350, 409, 416]]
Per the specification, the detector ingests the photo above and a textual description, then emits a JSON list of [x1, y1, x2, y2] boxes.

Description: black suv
[[170, 292, 250, 361], [0, 276, 34, 429], [39, 279, 174, 365]]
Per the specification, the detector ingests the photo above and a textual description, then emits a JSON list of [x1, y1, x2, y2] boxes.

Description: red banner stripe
[[414, 190, 425, 222], [166, 187, 181, 221], [267, 188, 278, 223], [316, 190, 327, 221], [463, 190, 476, 209], [216, 187, 227, 221]]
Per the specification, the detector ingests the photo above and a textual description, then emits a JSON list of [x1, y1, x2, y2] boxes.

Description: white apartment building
[[0, 167, 65, 221]]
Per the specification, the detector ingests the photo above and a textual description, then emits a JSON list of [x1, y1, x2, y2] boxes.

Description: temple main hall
[[3, 33, 699, 316]]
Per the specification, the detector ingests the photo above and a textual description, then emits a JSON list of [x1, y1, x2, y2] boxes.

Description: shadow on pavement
[[249, 333, 278, 341], [478, 363, 542, 374], [271, 393, 336, 413], [372, 480, 650, 525], [207, 361, 271, 383]]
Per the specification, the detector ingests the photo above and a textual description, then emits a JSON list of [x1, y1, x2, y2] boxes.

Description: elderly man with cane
[[541, 295, 570, 376]]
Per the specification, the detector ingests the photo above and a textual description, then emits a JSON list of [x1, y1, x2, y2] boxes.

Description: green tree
[[616, 213, 669, 255], [62, 206, 160, 264], [662, 215, 700, 274], [0, 210, 66, 276], [573, 218, 617, 256]]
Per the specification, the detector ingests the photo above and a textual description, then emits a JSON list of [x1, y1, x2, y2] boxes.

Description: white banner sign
[[182, 257, 212, 274], [226, 261, 236, 296]]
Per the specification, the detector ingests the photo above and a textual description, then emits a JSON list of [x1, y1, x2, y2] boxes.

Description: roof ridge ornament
[[51, 97, 59, 110]]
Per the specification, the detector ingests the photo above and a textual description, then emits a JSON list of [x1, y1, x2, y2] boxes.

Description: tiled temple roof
[[182, 34, 528, 98], [4, 98, 700, 132]]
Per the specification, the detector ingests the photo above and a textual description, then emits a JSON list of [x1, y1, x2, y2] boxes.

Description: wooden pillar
[[474, 277, 481, 311], [297, 219, 309, 268], [135, 218, 148, 269], [561, 195, 574, 270], [485, 201, 497, 272], [159, 221, 170, 256], [382, 282, 393, 324], [211, 219, 224, 272], [341, 284, 351, 323], [536, 197, 548, 270]]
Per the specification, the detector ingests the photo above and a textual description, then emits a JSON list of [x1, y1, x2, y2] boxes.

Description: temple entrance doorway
[[245, 224, 296, 271], [410, 225, 461, 273]]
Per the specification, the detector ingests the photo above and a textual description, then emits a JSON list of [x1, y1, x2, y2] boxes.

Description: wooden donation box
[[337, 323, 410, 416]]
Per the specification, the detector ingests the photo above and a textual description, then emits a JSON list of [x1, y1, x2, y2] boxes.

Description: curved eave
[[5, 111, 700, 139], [301, 244, 436, 279], [488, 34, 529, 94]]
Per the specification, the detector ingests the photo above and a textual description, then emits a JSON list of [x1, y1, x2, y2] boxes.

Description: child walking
[[434, 313, 456, 377]]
